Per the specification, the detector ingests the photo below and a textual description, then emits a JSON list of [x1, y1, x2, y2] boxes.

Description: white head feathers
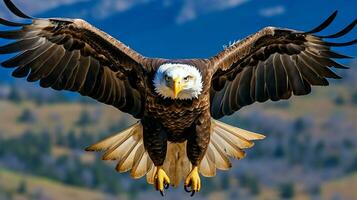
[[153, 63, 203, 100]]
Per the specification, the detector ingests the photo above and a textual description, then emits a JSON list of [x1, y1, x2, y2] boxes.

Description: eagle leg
[[184, 111, 210, 196], [154, 166, 170, 196], [142, 118, 170, 195], [184, 166, 201, 196]]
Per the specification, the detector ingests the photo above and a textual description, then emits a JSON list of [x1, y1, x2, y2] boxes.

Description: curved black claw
[[184, 184, 192, 193], [160, 190, 165, 197], [184, 183, 198, 196], [164, 183, 170, 189]]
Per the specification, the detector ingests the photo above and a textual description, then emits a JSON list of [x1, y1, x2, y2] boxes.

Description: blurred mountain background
[[0, 0, 356, 200]]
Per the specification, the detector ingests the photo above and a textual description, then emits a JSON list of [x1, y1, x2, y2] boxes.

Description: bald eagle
[[0, 0, 356, 196]]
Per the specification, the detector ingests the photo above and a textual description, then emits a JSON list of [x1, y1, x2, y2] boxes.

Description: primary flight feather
[[0, 0, 356, 196]]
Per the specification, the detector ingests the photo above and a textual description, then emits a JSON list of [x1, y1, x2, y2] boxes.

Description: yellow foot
[[184, 166, 201, 196], [154, 166, 170, 196]]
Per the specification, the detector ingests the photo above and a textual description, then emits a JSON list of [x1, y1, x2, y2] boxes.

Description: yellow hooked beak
[[173, 78, 184, 98]]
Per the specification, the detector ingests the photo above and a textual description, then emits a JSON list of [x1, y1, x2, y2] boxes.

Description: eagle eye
[[164, 75, 170, 82], [184, 75, 193, 81]]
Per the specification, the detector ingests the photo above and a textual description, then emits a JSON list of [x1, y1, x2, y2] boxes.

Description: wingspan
[[0, 0, 150, 118], [209, 11, 356, 119]]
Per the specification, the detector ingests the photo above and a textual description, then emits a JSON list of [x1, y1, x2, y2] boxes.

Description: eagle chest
[[145, 95, 208, 132]]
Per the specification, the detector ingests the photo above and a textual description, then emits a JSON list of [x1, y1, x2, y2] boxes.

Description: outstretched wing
[[209, 11, 356, 119], [0, 0, 149, 118]]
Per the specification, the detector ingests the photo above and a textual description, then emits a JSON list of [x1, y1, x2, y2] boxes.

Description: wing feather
[[255, 61, 267, 102], [40, 50, 74, 88], [210, 11, 355, 118], [39, 47, 66, 78], [0, 1, 149, 118], [273, 53, 288, 98], [265, 55, 279, 100], [238, 66, 253, 105]]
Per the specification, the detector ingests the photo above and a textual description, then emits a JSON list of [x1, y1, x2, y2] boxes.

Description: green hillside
[[0, 168, 126, 200]]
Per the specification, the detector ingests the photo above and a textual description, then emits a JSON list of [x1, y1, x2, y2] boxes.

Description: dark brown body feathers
[[143, 59, 213, 165]]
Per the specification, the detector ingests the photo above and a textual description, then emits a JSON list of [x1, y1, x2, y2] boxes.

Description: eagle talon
[[184, 166, 201, 196], [154, 166, 170, 196], [184, 184, 192, 193], [164, 183, 170, 189]]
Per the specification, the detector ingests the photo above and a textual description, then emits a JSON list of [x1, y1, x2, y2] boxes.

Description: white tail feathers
[[85, 122, 154, 180], [162, 142, 191, 186], [199, 120, 265, 177], [85, 119, 265, 187]]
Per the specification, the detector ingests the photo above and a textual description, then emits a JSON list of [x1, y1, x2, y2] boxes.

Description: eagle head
[[153, 63, 203, 100]]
